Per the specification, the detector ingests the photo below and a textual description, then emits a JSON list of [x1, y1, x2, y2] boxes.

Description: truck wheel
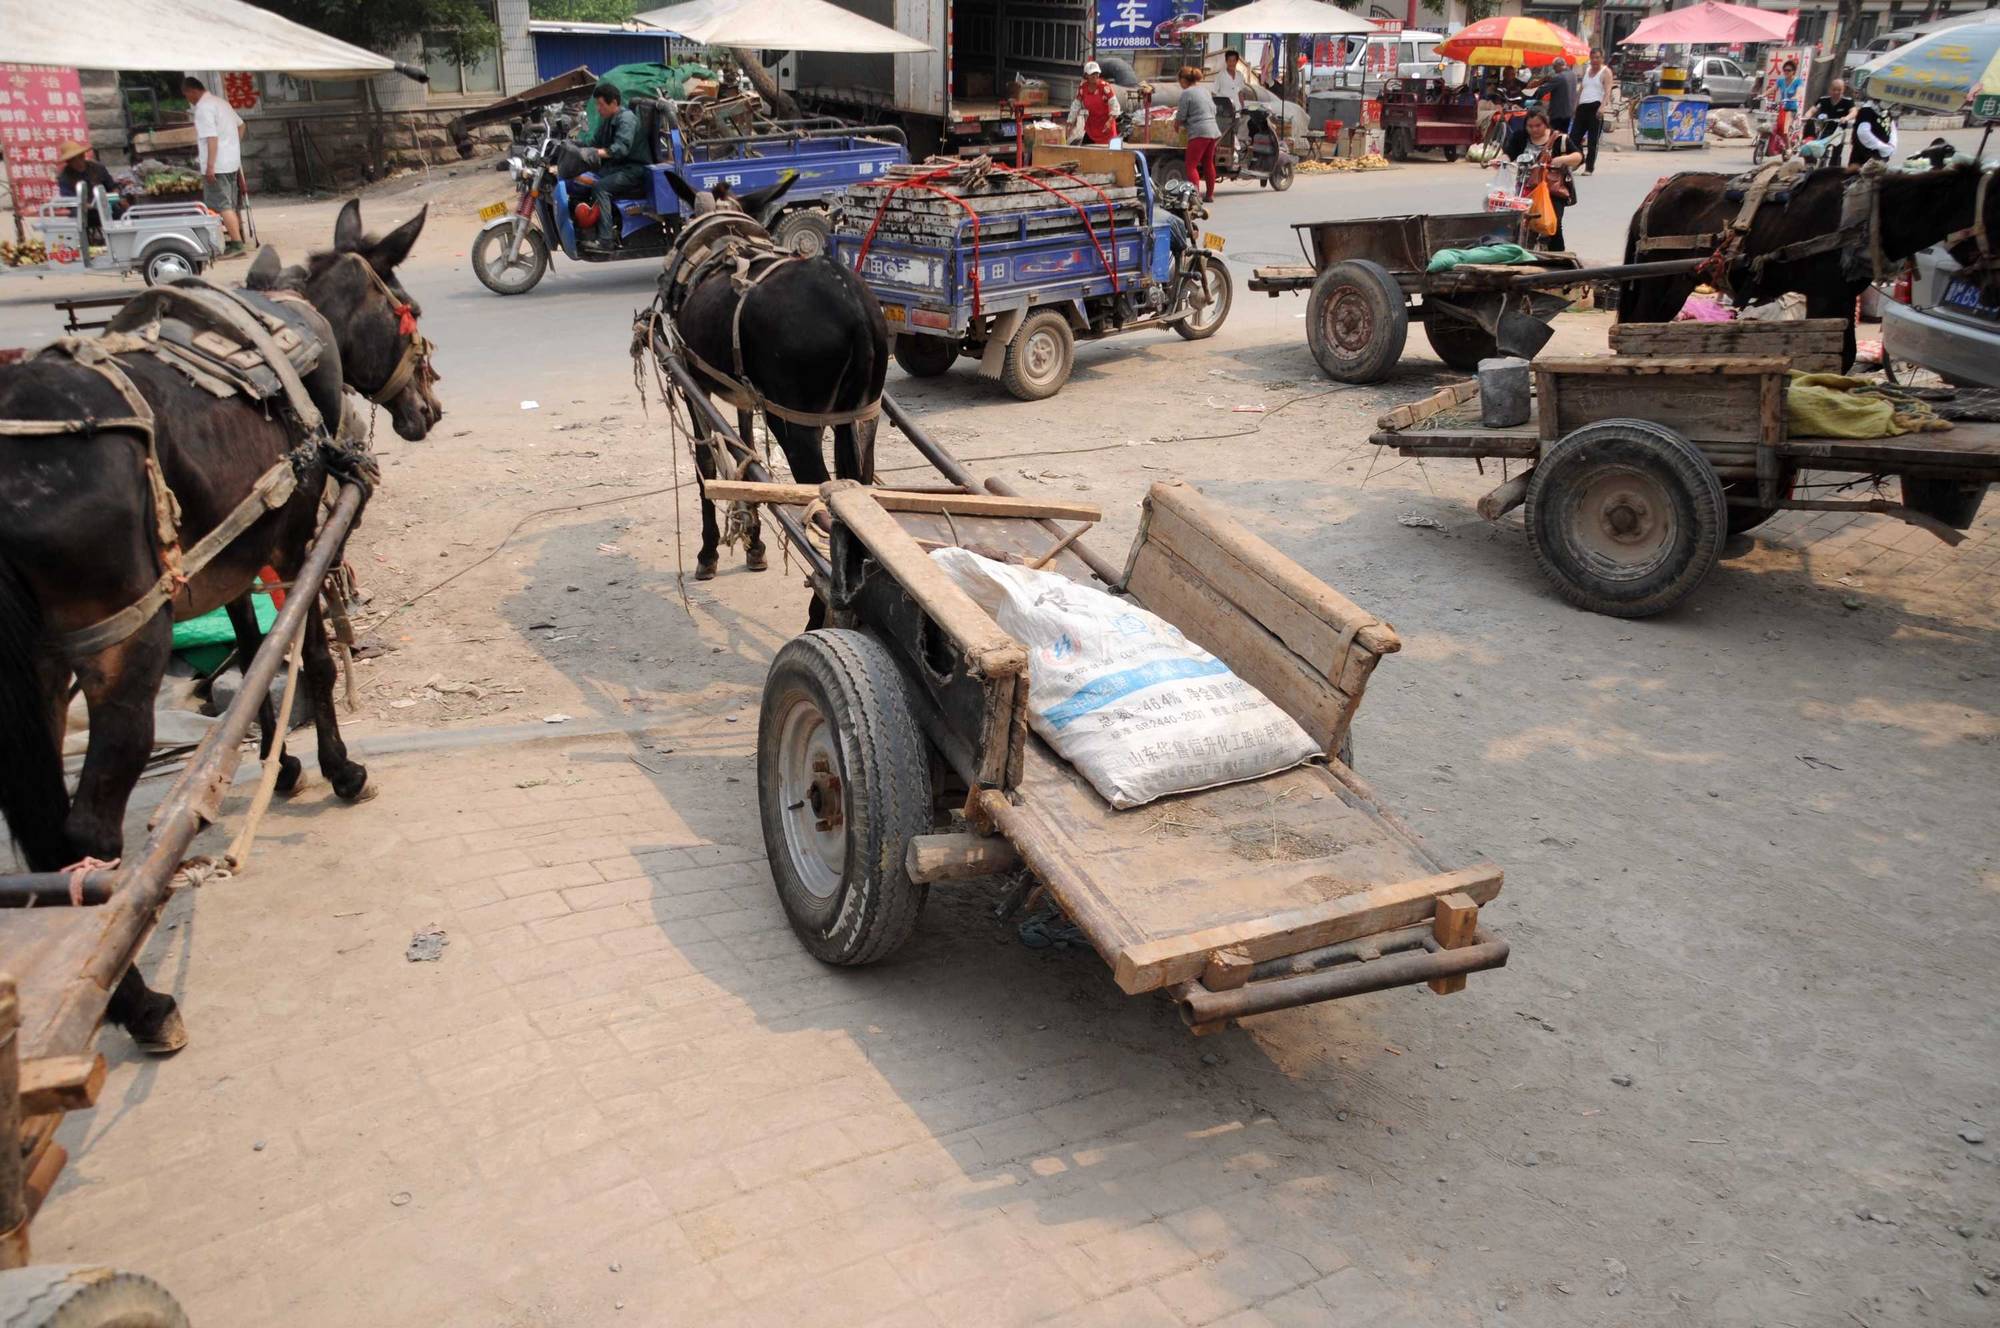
[[1001, 309, 1074, 401], [1306, 259, 1407, 383], [0, 1265, 190, 1328], [141, 242, 201, 287], [1151, 156, 1188, 189], [1387, 127, 1412, 162], [758, 630, 933, 966], [1424, 315, 1499, 372], [471, 225, 549, 295], [1172, 255, 1232, 341], [1525, 419, 1726, 618], [1269, 158, 1295, 191], [1901, 476, 1989, 529], [892, 333, 958, 378], [774, 208, 833, 258], [1442, 144, 1461, 162]]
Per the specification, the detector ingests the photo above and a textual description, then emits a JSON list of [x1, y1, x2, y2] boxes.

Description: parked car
[[1881, 244, 2000, 388], [1311, 31, 1448, 94], [1652, 55, 1760, 106]]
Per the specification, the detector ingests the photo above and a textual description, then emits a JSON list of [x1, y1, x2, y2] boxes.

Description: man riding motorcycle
[[583, 81, 649, 248]]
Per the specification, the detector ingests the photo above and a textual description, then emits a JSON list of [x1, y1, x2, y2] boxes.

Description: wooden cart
[[1245, 212, 1709, 383], [659, 355, 1511, 1034], [1368, 323, 2000, 618]]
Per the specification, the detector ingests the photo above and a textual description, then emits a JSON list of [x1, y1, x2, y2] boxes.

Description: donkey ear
[[245, 246, 283, 289], [334, 198, 364, 251], [369, 206, 427, 272], [738, 171, 798, 228], [661, 169, 699, 208]]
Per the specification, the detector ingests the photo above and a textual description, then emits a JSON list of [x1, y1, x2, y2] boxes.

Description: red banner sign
[[0, 64, 89, 216]]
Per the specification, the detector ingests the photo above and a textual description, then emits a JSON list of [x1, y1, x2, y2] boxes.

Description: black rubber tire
[[1000, 309, 1075, 401], [1387, 127, 1411, 162], [140, 242, 202, 287], [1441, 144, 1460, 162], [1151, 155, 1188, 189], [892, 333, 958, 378], [1269, 158, 1295, 191], [1525, 418, 1727, 618], [1171, 255, 1233, 341], [1424, 314, 1500, 372], [1722, 471, 1797, 537], [471, 224, 549, 295], [773, 207, 833, 258], [0, 1266, 190, 1328], [757, 630, 932, 966], [1306, 259, 1408, 383], [1901, 476, 1990, 530]]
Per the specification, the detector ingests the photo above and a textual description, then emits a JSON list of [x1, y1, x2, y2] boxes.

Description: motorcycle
[[1215, 102, 1296, 192], [470, 114, 569, 296], [1138, 178, 1233, 337]]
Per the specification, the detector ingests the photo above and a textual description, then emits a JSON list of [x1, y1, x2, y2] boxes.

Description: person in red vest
[[1067, 61, 1124, 145]]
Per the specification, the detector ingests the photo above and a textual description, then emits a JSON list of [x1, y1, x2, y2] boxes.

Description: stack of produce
[[0, 238, 50, 267], [1296, 153, 1392, 174], [833, 157, 1145, 247]]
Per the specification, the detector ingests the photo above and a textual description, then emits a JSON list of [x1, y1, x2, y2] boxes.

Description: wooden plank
[[1135, 481, 1399, 658], [823, 482, 1027, 679], [1534, 355, 1790, 375], [1375, 379, 1480, 432], [1550, 371, 1768, 445], [1476, 469, 1533, 521], [1028, 140, 1138, 186], [905, 832, 1022, 883], [1427, 892, 1479, 995], [1126, 544, 1352, 752], [704, 479, 1100, 523], [1202, 947, 1254, 992], [1377, 429, 1542, 459], [1609, 319, 1847, 373], [1111, 865, 1504, 994], [18, 1053, 104, 1115]]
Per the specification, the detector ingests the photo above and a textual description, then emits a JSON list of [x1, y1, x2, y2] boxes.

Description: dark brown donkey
[[0, 200, 441, 1049], [1618, 163, 2000, 367]]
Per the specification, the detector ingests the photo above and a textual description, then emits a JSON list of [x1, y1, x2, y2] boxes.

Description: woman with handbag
[[1502, 109, 1583, 250]]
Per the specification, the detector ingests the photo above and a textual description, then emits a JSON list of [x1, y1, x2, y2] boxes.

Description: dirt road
[[3, 143, 1996, 1326]]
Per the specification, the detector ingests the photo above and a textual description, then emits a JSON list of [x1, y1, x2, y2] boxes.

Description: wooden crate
[[1608, 319, 1847, 373], [1533, 358, 1787, 474]]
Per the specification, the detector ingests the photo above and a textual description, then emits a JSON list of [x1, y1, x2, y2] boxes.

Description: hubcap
[[775, 693, 846, 902], [152, 253, 193, 280], [1024, 328, 1060, 382], [1188, 269, 1224, 330], [1570, 465, 1678, 577], [1325, 287, 1375, 355]]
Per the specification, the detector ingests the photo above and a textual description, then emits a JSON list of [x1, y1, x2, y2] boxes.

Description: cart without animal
[[658, 353, 1511, 1033], [1367, 321, 2000, 617]]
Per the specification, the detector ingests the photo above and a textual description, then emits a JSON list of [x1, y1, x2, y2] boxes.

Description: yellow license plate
[[883, 305, 906, 322], [1202, 231, 1227, 252], [478, 200, 511, 222]]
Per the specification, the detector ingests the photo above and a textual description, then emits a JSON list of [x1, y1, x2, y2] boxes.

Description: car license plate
[[478, 199, 511, 222], [883, 304, 906, 322], [1202, 231, 1227, 252], [1002, 122, 1018, 137], [1942, 275, 1999, 320]]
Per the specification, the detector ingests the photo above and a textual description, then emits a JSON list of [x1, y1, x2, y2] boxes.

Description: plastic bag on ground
[[930, 547, 1320, 810]]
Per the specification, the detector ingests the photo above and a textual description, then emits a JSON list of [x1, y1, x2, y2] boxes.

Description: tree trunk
[[734, 49, 800, 121]]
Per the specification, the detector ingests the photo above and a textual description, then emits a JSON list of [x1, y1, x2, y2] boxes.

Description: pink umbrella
[[1621, 1, 1794, 47]]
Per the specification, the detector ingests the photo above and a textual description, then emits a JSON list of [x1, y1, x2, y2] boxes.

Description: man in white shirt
[[1571, 47, 1612, 175], [183, 75, 247, 255], [1211, 48, 1254, 163]]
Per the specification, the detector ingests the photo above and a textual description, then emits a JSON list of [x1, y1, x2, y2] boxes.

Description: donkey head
[[662, 169, 798, 227], [282, 199, 442, 441]]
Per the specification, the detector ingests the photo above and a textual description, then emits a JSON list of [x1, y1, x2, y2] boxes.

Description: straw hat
[[56, 139, 89, 162]]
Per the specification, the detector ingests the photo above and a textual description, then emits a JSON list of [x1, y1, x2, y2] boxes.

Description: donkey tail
[[0, 556, 70, 871]]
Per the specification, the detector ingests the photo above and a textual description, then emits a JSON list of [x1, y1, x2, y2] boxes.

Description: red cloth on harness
[[1077, 79, 1118, 145]]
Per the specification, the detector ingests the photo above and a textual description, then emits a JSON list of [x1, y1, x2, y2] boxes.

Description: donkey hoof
[[745, 546, 769, 572], [275, 754, 305, 794], [332, 764, 372, 802], [695, 560, 719, 582], [127, 996, 189, 1056]]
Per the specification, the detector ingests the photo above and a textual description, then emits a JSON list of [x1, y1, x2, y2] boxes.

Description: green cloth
[[1785, 372, 1951, 440], [1427, 243, 1536, 273], [171, 592, 276, 674], [583, 62, 717, 135]]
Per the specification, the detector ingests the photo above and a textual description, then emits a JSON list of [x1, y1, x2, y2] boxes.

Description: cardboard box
[[1144, 118, 1185, 146], [1026, 121, 1067, 147], [1010, 78, 1049, 106], [965, 70, 996, 99]]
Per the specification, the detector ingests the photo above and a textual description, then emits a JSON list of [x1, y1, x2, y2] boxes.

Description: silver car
[[1652, 55, 1760, 106], [1881, 244, 2000, 388]]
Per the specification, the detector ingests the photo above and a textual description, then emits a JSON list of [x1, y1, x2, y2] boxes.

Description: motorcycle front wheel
[[1268, 158, 1296, 192], [1172, 255, 1233, 341], [472, 224, 550, 295]]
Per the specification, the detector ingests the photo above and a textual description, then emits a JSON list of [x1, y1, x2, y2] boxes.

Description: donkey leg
[[71, 613, 186, 1054], [224, 593, 303, 794], [301, 596, 368, 801], [694, 435, 721, 580], [737, 409, 768, 572], [777, 421, 829, 484]]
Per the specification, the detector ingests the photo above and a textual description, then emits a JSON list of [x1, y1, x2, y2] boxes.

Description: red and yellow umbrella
[[1437, 16, 1589, 70]]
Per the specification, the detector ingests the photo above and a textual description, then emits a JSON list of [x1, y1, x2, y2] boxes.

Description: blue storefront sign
[[1095, 0, 1205, 52]]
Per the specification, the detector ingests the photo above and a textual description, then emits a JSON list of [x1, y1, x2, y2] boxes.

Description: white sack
[[930, 547, 1319, 809]]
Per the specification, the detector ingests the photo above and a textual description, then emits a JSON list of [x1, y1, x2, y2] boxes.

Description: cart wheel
[[141, 242, 202, 287], [1305, 259, 1408, 383], [1423, 315, 1500, 372], [0, 1265, 190, 1328], [1000, 309, 1074, 401], [1387, 127, 1412, 162], [773, 207, 833, 258], [892, 333, 959, 378], [1268, 158, 1295, 191], [1525, 419, 1726, 618], [1171, 255, 1232, 341], [1901, 476, 1990, 530], [758, 630, 933, 966], [471, 224, 549, 295]]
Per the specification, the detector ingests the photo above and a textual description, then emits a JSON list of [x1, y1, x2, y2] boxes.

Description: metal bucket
[[1478, 356, 1531, 428]]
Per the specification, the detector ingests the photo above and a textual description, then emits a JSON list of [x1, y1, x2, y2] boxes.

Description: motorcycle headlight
[[506, 157, 524, 180]]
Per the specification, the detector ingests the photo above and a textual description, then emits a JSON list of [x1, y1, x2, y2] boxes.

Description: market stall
[[1619, 1, 1791, 150]]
